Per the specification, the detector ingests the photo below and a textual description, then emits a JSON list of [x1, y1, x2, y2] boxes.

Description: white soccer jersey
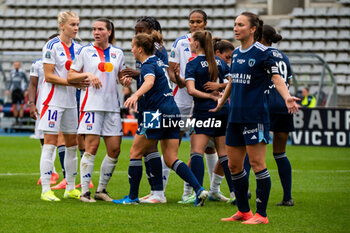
[[41, 36, 81, 109], [169, 33, 193, 107], [30, 58, 44, 112], [71, 43, 125, 112]]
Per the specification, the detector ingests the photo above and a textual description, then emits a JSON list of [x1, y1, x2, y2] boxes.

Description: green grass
[[0, 136, 350, 233]]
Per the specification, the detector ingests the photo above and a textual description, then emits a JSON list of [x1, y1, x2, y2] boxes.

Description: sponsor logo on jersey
[[144, 110, 161, 129], [248, 59, 256, 67], [45, 51, 51, 59], [48, 121, 55, 128], [92, 54, 98, 57], [184, 47, 190, 52], [60, 52, 65, 56], [237, 59, 245, 64], [87, 124, 93, 130], [111, 53, 116, 58]]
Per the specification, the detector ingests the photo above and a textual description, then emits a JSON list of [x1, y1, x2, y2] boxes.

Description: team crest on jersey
[[45, 51, 51, 59], [60, 52, 65, 56], [92, 54, 98, 57], [111, 53, 116, 58], [48, 121, 55, 128], [87, 124, 93, 130], [248, 59, 256, 67], [170, 51, 175, 58]]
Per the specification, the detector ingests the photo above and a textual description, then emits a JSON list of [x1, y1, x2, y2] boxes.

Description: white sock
[[210, 173, 224, 194], [80, 152, 95, 194], [51, 147, 57, 174], [40, 144, 56, 193], [204, 152, 218, 184], [161, 156, 171, 191], [97, 154, 118, 192], [183, 182, 193, 198], [64, 145, 78, 191]]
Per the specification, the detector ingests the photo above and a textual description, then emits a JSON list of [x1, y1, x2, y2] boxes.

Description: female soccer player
[[185, 30, 235, 202], [260, 25, 294, 206], [122, 16, 169, 204], [38, 10, 84, 201], [68, 18, 127, 202], [169, 9, 223, 204], [113, 31, 208, 206], [212, 12, 299, 224]]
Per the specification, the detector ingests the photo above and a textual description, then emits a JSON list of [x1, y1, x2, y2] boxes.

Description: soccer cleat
[[140, 195, 167, 204], [112, 195, 139, 205], [194, 187, 209, 207], [139, 193, 153, 202], [277, 199, 294, 206], [41, 190, 60, 202], [80, 191, 96, 203], [242, 213, 269, 224], [37, 178, 42, 185], [63, 189, 81, 200], [227, 197, 237, 205], [208, 191, 229, 202], [221, 210, 253, 222], [51, 179, 67, 190], [50, 173, 59, 185], [94, 189, 113, 202], [177, 194, 196, 204], [75, 181, 94, 189]]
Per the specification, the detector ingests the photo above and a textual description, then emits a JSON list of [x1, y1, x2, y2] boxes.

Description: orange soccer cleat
[[221, 210, 253, 222], [50, 173, 59, 185], [51, 178, 67, 190], [75, 181, 94, 189], [242, 213, 269, 225]]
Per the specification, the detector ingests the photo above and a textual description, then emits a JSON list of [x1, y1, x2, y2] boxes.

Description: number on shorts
[[85, 112, 95, 123], [48, 110, 57, 121]]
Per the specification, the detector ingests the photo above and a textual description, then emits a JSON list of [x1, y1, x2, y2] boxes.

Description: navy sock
[[190, 153, 204, 186], [274, 152, 292, 201], [145, 152, 163, 191], [219, 156, 235, 193], [57, 145, 66, 178], [172, 159, 201, 193], [231, 170, 250, 213], [128, 159, 143, 200], [255, 168, 271, 217], [144, 156, 153, 190], [79, 149, 85, 158], [244, 154, 251, 181]]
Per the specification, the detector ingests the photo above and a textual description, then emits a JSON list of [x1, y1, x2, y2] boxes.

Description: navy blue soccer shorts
[[269, 113, 294, 132], [226, 123, 270, 146]]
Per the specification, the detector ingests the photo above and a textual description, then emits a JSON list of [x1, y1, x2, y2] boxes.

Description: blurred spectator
[[301, 87, 316, 108], [5, 61, 29, 124]]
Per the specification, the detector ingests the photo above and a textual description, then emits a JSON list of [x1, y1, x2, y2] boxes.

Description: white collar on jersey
[[142, 55, 156, 64], [239, 41, 257, 53]]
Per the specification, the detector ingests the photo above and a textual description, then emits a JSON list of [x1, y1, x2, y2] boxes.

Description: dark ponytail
[[192, 30, 218, 82], [96, 18, 115, 45], [241, 12, 263, 42], [262, 24, 282, 45]]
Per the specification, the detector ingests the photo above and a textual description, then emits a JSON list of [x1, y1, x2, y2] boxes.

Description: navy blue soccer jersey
[[138, 55, 178, 115], [267, 47, 293, 114], [185, 55, 230, 116], [228, 42, 279, 124], [136, 43, 168, 70]]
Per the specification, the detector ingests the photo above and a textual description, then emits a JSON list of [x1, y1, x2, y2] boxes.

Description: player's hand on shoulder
[[120, 75, 133, 87], [121, 68, 139, 79]]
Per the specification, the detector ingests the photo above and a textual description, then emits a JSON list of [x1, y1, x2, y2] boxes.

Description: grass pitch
[[0, 136, 349, 233]]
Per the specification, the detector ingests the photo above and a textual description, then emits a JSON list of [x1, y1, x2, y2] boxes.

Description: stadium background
[[0, 0, 349, 108]]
